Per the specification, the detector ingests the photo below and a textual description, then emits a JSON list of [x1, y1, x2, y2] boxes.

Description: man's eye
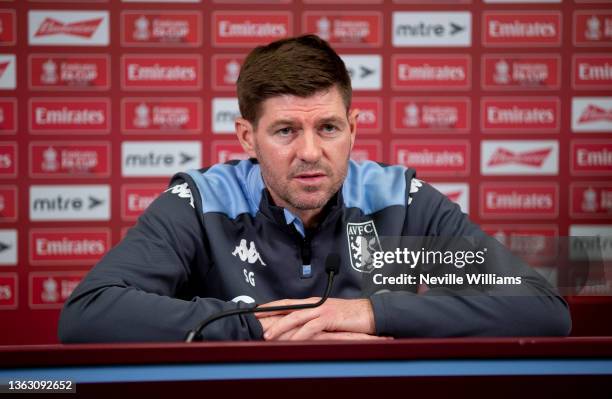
[[322, 124, 338, 134], [276, 127, 293, 136]]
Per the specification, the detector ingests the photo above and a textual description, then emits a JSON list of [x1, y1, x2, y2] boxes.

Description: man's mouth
[[293, 172, 327, 183]]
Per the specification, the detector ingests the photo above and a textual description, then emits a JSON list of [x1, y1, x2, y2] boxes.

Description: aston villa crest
[[346, 220, 382, 273]]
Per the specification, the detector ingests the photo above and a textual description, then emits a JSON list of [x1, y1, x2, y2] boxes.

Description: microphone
[[185, 253, 341, 343]]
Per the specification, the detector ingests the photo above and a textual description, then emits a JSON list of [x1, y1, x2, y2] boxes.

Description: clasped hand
[[255, 297, 392, 341]]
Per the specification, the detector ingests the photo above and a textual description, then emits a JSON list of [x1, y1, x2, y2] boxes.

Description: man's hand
[[255, 298, 383, 341]]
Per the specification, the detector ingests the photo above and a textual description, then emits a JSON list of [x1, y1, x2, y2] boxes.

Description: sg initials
[[243, 269, 255, 287]]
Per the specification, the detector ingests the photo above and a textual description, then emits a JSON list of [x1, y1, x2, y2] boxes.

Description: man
[[58, 35, 571, 342]]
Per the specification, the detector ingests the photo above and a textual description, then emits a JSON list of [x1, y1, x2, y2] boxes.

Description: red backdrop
[[0, 0, 610, 344]]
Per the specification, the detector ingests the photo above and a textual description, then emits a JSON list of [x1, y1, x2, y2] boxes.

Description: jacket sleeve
[[58, 176, 263, 343], [369, 179, 572, 337]]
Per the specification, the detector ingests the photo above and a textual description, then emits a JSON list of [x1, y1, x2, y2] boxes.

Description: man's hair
[[236, 34, 352, 125]]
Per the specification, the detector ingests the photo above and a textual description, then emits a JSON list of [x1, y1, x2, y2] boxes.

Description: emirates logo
[[34, 17, 103, 38], [487, 147, 552, 167], [578, 104, 612, 123]]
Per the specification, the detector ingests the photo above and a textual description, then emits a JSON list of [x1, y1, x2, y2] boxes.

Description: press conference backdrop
[[0, 0, 610, 345]]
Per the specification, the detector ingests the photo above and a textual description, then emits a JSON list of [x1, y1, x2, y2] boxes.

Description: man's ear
[[348, 108, 359, 151], [235, 117, 257, 158]]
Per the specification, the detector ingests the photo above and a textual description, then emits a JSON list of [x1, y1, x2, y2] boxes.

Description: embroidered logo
[[232, 239, 266, 266], [346, 220, 382, 274], [165, 182, 194, 208]]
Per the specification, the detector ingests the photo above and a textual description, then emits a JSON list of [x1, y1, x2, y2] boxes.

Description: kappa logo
[[232, 239, 266, 266], [347, 220, 382, 274], [34, 17, 103, 38], [165, 183, 194, 208]]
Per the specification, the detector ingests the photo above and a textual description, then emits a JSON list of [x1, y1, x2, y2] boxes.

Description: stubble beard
[[257, 156, 349, 211]]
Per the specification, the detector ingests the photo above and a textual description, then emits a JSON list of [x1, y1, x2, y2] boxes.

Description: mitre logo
[[341, 55, 381, 90], [483, 11, 561, 47], [29, 185, 111, 221], [569, 225, 612, 262], [481, 140, 558, 175], [121, 141, 201, 177], [212, 97, 240, 134], [392, 11, 471, 47], [572, 97, 612, 133], [28, 11, 109, 46], [0, 230, 17, 266]]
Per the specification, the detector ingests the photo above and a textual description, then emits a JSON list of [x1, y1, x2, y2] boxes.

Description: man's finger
[[288, 317, 326, 341], [258, 315, 283, 333], [275, 328, 299, 341], [264, 309, 319, 340]]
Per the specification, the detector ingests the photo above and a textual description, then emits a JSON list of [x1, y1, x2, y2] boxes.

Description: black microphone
[[185, 253, 341, 343]]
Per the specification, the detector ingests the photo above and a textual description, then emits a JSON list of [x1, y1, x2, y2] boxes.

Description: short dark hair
[[236, 34, 352, 125]]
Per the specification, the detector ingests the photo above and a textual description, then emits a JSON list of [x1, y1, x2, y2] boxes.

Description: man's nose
[[296, 130, 322, 163]]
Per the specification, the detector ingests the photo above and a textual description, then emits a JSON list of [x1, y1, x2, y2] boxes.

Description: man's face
[[238, 86, 357, 215]]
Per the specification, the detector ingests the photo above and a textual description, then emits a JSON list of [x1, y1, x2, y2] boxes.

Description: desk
[[1, 338, 611, 396]]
